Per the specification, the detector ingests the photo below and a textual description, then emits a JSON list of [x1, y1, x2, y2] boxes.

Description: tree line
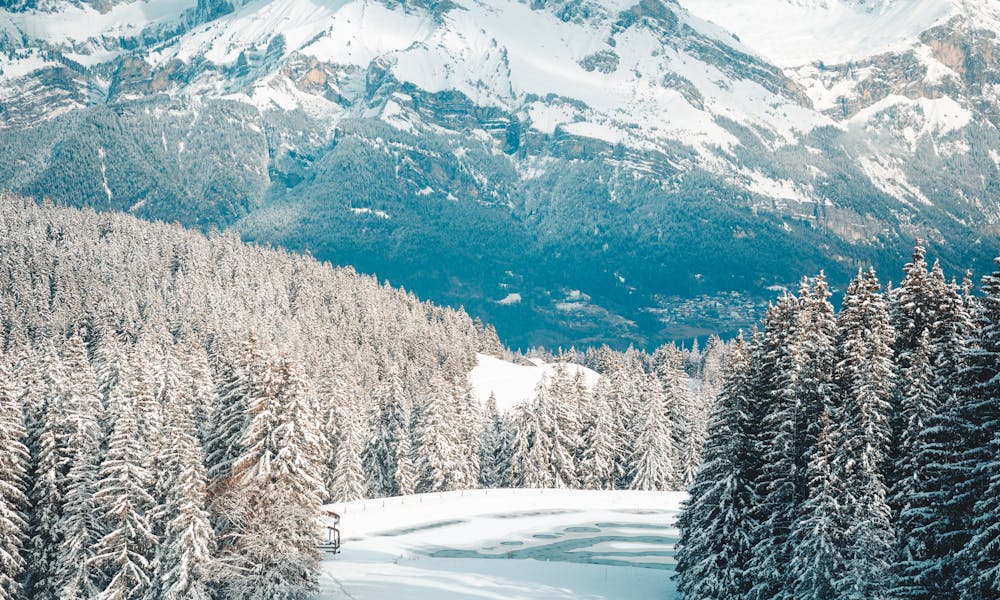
[[676, 243, 1000, 600]]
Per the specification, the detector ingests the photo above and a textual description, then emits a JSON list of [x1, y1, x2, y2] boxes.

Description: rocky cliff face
[[0, 0, 997, 347]]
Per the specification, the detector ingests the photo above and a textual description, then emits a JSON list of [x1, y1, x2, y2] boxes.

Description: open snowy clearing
[[468, 353, 601, 413], [319, 489, 685, 599]]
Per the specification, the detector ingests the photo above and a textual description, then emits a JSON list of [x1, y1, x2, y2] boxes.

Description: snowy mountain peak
[[0, 0, 997, 346]]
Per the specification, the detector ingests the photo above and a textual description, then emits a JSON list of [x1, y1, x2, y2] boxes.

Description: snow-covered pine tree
[[957, 259, 1000, 599], [54, 335, 106, 598], [889, 328, 935, 557], [152, 393, 215, 600], [316, 364, 352, 502], [174, 337, 217, 444], [786, 405, 846, 600], [629, 373, 673, 491], [89, 389, 158, 600], [92, 333, 129, 408], [413, 375, 458, 493], [127, 335, 164, 468], [328, 403, 366, 502], [363, 372, 412, 497], [478, 393, 507, 488], [206, 332, 268, 490], [793, 274, 837, 480], [578, 377, 616, 490], [654, 344, 699, 487], [217, 353, 324, 600], [0, 348, 29, 600], [540, 364, 581, 488], [830, 269, 896, 599], [450, 377, 482, 490], [394, 419, 416, 496], [746, 293, 803, 600], [607, 358, 642, 490], [675, 334, 756, 599], [894, 269, 975, 598], [26, 345, 73, 598], [506, 399, 552, 488]]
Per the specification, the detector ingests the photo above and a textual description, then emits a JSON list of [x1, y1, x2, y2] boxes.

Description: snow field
[[320, 488, 685, 599], [677, 0, 956, 67], [468, 353, 601, 413]]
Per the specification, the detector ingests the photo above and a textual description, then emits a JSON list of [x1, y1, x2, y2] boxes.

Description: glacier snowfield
[[319, 489, 684, 599]]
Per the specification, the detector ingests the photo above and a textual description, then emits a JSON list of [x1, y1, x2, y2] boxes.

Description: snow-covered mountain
[[1, 0, 998, 347]]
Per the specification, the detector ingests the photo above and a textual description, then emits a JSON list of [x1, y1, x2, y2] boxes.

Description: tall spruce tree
[[956, 259, 1000, 599], [675, 335, 756, 599], [831, 269, 895, 599], [27, 345, 73, 598], [90, 390, 158, 600], [153, 395, 215, 600], [747, 293, 802, 600], [578, 377, 616, 490], [363, 372, 412, 498], [54, 335, 106, 598], [787, 405, 846, 600], [478, 393, 507, 489], [217, 353, 324, 600], [0, 349, 29, 600], [894, 269, 976, 598], [629, 373, 673, 491], [413, 376, 457, 494]]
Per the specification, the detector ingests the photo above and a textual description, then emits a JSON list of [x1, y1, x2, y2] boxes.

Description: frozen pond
[[319, 489, 683, 599]]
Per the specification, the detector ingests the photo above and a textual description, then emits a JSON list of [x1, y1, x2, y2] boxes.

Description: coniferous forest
[[0, 194, 715, 599], [3, 192, 998, 600], [675, 244, 1000, 600]]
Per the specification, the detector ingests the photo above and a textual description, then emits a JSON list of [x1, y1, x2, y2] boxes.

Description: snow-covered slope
[[320, 488, 683, 599], [677, 0, 956, 67], [469, 353, 600, 413]]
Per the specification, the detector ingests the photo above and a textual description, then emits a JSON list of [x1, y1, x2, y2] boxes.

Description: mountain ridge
[[1, 0, 997, 348]]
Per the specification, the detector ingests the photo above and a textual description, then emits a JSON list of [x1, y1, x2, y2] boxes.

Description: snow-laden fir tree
[[830, 269, 895, 599], [54, 335, 106, 598], [413, 375, 458, 493], [206, 332, 268, 491], [675, 334, 757, 600], [0, 348, 29, 600], [629, 373, 674, 491], [89, 389, 158, 600], [450, 378, 482, 490], [478, 393, 508, 488], [152, 393, 215, 600], [746, 293, 803, 600], [506, 399, 552, 488], [893, 270, 974, 599], [27, 345, 73, 598], [607, 357, 642, 489], [538, 366, 581, 488], [786, 405, 846, 600], [957, 260, 1000, 599], [889, 328, 935, 557], [363, 372, 413, 497], [793, 274, 837, 478], [328, 403, 366, 502], [655, 345, 699, 486], [217, 353, 325, 600], [578, 377, 616, 490]]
